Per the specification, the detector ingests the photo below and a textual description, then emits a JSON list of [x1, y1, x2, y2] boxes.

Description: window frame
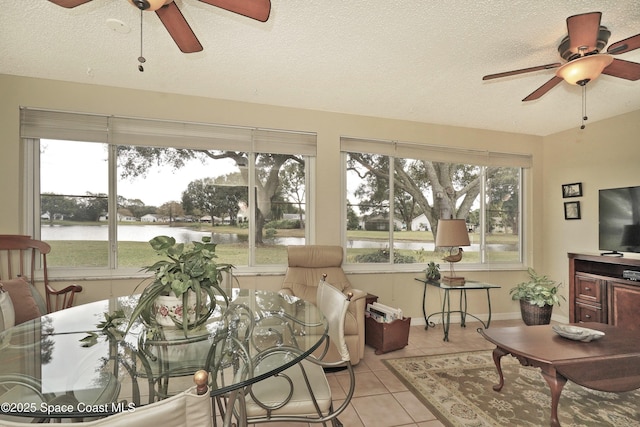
[[341, 137, 529, 273], [21, 108, 316, 278]]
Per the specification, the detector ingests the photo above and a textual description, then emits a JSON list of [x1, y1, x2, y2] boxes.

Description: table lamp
[[435, 219, 470, 285]]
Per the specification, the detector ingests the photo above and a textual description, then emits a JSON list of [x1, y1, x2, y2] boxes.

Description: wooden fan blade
[[156, 3, 203, 53], [199, 0, 271, 22], [601, 58, 640, 81], [608, 34, 640, 55], [482, 63, 561, 80], [522, 76, 563, 102], [566, 11, 601, 53], [47, 0, 92, 7]]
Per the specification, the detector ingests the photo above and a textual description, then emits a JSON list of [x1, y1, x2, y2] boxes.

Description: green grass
[[45, 224, 520, 268]]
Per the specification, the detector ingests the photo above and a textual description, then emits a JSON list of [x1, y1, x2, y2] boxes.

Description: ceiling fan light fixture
[[128, 0, 171, 11], [556, 54, 613, 85]]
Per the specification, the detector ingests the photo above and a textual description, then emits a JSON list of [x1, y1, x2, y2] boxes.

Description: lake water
[[41, 225, 511, 251]]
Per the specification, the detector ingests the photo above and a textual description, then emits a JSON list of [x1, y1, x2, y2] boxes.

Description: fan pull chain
[[138, 10, 146, 72], [580, 84, 587, 130]]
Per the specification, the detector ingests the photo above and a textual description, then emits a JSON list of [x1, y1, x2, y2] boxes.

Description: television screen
[[599, 185, 640, 254]]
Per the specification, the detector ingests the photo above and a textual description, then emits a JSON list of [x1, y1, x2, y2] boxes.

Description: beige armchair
[[279, 245, 366, 365]]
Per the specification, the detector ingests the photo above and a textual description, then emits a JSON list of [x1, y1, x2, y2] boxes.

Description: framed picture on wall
[[562, 182, 582, 198], [564, 201, 581, 220]]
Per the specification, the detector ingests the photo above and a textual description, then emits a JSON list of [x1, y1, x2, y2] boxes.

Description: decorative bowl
[[552, 324, 605, 342]]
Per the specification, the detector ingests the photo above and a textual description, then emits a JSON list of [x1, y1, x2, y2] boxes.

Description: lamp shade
[[435, 219, 470, 248], [556, 54, 613, 85]]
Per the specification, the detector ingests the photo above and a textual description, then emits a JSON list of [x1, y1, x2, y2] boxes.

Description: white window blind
[[341, 136, 532, 168], [20, 108, 316, 155], [20, 108, 109, 143]]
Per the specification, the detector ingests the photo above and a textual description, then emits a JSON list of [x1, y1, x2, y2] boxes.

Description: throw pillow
[[0, 278, 42, 325]]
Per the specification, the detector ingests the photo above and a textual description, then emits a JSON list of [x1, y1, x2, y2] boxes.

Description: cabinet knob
[[585, 314, 591, 319], [584, 287, 591, 291]]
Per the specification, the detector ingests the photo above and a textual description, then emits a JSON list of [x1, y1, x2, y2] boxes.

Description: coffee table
[[480, 324, 640, 427]]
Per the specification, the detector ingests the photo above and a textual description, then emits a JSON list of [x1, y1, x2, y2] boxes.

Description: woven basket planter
[[520, 300, 553, 325]]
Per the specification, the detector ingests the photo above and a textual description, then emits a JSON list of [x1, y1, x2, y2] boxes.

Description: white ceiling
[[2, 0, 639, 136]]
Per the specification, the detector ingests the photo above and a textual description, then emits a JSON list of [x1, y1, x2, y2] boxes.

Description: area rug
[[384, 350, 640, 427]]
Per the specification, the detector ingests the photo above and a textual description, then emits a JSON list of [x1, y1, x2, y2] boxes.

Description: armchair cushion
[[0, 278, 42, 325], [280, 245, 366, 365]]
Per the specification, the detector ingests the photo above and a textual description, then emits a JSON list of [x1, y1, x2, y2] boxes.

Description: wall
[[542, 109, 640, 319], [0, 73, 550, 324]]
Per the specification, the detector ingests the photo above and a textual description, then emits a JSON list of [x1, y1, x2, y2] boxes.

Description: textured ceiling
[[1, 0, 639, 136]]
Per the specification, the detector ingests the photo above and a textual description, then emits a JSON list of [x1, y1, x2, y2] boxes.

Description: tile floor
[[249, 318, 524, 427]]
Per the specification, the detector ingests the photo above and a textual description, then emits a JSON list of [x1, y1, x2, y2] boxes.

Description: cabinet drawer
[[575, 275, 603, 303], [575, 301, 605, 323]]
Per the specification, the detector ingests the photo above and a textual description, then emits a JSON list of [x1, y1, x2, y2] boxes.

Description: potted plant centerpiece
[[509, 268, 565, 325], [127, 235, 232, 335]]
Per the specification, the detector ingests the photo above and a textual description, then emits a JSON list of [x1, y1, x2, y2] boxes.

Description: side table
[[415, 278, 500, 341]]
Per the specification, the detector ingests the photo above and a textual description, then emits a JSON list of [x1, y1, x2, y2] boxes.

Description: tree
[[74, 192, 108, 221], [278, 161, 306, 228], [346, 204, 360, 230], [485, 167, 520, 234], [40, 193, 78, 223], [182, 178, 247, 225], [157, 201, 185, 222], [347, 154, 486, 239], [117, 147, 303, 244], [118, 196, 156, 219]]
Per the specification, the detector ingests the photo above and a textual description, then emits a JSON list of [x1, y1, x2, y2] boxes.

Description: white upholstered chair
[[279, 245, 366, 365], [0, 371, 213, 427], [240, 276, 356, 426]]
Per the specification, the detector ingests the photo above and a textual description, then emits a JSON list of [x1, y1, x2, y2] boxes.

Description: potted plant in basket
[[509, 268, 565, 325], [126, 235, 233, 335]]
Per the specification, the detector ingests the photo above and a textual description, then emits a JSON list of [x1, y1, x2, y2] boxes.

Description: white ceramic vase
[[153, 291, 204, 328]]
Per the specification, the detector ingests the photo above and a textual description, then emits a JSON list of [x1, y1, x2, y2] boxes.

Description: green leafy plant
[[80, 309, 126, 347], [425, 261, 441, 280], [126, 235, 232, 334], [509, 268, 565, 307]]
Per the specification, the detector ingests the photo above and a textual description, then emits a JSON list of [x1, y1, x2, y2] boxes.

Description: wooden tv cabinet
[[568, 253, 640, 329]]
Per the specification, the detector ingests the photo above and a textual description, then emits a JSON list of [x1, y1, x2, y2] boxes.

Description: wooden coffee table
[[480, 323, 640, 427]]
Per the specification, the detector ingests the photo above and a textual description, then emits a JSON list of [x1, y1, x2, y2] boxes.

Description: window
[[22, 108, 316, 275], [342, 137, 530, 268]]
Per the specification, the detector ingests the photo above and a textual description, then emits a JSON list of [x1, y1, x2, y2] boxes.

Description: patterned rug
[[384, 350, 640, 427]]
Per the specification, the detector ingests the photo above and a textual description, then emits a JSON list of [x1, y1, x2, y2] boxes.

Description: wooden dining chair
[[240, 275, 356, 426], [0, 370, 214, 427], [0, 235, 83, 321]]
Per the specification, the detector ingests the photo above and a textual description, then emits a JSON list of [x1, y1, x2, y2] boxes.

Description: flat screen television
[[599, 185, 640, 255]]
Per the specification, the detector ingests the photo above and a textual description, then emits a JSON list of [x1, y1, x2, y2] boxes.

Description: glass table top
[[0, 289, 327, 420]]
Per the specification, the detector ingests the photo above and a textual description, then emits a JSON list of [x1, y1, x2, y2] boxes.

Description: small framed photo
[[564, 201, 581, 220], [562, 182, 582, 198]]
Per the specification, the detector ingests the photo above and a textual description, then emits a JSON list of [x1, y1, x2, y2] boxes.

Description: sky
[[41, 140, 236, 207]]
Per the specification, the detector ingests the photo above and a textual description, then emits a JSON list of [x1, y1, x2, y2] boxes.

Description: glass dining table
[[0, 289, 328, 425]]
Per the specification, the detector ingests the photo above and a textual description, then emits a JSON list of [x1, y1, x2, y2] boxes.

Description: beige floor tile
[[350, 393, 415, 426], [392, 390, 438, 423], [373, 369, 408, 393], [339, 370, 389, 397]]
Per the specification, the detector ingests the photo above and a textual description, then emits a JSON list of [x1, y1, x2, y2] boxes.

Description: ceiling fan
[[483, 12, 640, 102], [47, 0, 271, 53]]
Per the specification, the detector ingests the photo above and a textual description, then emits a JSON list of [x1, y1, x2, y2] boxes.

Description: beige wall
[[541, 109, 640, 320], [6, 74, 636, 325]]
